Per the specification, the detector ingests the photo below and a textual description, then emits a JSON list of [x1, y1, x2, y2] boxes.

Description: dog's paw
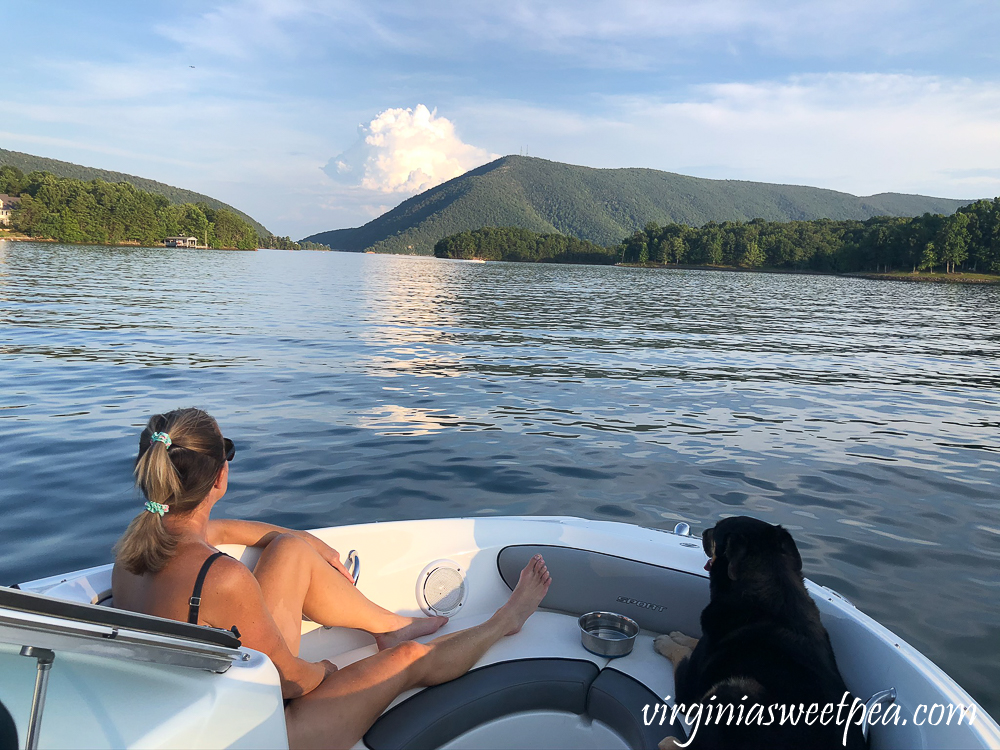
[[654, 633, 692, 665], [658, 736, 683, 749], [653, 633, 676, 657], [669, 631, 699, 650]]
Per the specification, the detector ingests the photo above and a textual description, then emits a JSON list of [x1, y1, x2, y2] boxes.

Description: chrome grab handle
[[20, 646, 55, 750], [346, 550, 360, 585], [319, 551, 360, 630], [862, 687, 897, 742]]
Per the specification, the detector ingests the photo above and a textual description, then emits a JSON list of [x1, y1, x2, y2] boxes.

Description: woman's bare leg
[[252, 533, 446, 654], [286, 555, 551, 750]]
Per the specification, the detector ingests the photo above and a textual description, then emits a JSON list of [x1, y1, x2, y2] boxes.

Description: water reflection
[[0, 243, 998, 715]]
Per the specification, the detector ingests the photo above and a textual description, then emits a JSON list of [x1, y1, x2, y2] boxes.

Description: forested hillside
[[434, 227, 613, 264], [304, 155, 974, 254], [0, 148, 268, 234], [0, 166, 283, 249], [434, 198, 1000, 275]]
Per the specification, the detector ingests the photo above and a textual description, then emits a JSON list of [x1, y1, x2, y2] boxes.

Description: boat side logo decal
[[616, 595, 665, 613]]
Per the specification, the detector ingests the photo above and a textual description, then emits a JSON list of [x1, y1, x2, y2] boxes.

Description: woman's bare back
[[111, 541, 235, 627]]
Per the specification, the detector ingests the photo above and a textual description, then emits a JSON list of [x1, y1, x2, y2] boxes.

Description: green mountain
[[0, 148, 268, 234], [303, 155, 973, 254]]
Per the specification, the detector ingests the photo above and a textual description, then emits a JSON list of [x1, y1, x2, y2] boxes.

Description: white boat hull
[[5, 516, 998, 749]]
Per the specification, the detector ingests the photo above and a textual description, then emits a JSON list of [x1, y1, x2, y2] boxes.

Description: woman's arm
[[208, 519, 353, 582], [209, 558, 335, 699], [207, 519, 292, 547]]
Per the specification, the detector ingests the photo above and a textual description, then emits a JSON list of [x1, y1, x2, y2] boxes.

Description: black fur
[[673, 517, 866, 749]]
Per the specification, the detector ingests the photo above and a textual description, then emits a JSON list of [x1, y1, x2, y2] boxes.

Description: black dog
[[654, 517, 866, 749]]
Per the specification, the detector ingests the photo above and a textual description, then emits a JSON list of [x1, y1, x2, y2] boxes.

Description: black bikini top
[[187, 551, 228, 625]]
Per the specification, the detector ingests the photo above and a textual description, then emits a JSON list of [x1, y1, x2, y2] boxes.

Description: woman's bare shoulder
[[210, 553, 258, 590], [201, 554, 271, 613], [199, 554, 274, 631]]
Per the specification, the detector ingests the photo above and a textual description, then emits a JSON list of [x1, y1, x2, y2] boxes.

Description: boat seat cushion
[[364, 658, 598, 750], [498, 544, 707, 637], [588, 668, 682, 749], [363, 658, 682, 750]]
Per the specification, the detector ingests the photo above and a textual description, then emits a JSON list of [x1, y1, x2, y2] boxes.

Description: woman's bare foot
[[497, 554, 552, 635], [374, 616, 449, 650]]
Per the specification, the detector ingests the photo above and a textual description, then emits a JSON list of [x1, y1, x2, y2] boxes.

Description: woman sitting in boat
[[111, 407, 551, 750]]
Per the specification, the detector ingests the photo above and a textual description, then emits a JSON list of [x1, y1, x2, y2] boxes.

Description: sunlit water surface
[[1, 242, 998, 714]]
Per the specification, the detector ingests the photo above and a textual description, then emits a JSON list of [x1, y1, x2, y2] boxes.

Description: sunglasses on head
[[223, 437, 236, 462]]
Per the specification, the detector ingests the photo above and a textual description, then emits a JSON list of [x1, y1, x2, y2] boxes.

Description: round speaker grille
[[417, 560, 468, 617]]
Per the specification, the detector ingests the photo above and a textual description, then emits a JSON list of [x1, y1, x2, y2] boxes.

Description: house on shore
[[164, 236, 199, 248], [0, 194, 20, 227]]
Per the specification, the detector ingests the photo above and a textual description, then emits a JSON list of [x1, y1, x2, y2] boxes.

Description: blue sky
[[3, 1, 999, 238]]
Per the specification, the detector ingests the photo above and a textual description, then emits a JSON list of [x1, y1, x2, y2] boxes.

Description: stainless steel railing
[[0, 606, 240, 673], [18, 646, 54, 750]]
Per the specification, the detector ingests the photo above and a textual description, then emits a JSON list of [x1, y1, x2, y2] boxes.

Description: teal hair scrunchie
[[150, 432, 172, 448], [145, 500, 170, 516]]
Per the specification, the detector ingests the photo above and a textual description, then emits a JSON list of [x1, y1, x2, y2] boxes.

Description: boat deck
[[299, 609, 676, 716], [4, 516, 999, 749]]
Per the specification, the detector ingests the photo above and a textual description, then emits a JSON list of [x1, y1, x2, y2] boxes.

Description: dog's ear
[[702, 527, 715, 558], [722, 533, 747, 581], [776, 526, 802, 573]]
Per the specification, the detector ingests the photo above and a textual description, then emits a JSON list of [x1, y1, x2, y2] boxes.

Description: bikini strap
[[188, 551, 227, 625]]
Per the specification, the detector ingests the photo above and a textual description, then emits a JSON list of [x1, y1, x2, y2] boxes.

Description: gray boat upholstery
[[498, 545, 709, 636], [363, 658, 682, 750], [364, 659, 596, 750], [0, 699, 16, 750], [0, 586, 241, 649], [589, 668, 680, 750]]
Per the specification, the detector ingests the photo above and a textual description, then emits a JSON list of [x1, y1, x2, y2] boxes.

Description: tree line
[[620, 200, 1000, 274], [433, 199, 1000, 275], [434, 227, 615, 264], [0, 166, 305, 251]]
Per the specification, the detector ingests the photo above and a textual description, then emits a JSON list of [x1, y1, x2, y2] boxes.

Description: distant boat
[[163, 236, 199, 248]]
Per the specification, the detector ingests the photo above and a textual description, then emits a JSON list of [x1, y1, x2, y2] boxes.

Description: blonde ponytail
[[114, 408, 227, 575], [135, 438, 183, 510], [115, 510, 178, 575]]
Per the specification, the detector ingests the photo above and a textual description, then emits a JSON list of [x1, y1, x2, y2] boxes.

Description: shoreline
[[617, 262, 1000, 285], [0, 233, 58, 242], [0, 234, 255, 250], [6, 235, 998, 282]]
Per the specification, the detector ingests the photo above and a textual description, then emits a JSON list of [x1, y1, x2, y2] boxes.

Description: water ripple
[[1, 242, 999, 714]]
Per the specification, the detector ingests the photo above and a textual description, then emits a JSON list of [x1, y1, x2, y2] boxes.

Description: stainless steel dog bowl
[[578, 611, 639, 658]]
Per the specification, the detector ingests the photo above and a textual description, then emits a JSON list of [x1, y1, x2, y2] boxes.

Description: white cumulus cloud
[[325, 105, 498, 194]]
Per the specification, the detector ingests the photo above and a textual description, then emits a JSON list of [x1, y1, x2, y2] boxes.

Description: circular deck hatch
[[417, 560, 467, 617]]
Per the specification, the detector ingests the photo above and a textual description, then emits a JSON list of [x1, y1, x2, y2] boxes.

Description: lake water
[[1, 241, 998, 715]]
